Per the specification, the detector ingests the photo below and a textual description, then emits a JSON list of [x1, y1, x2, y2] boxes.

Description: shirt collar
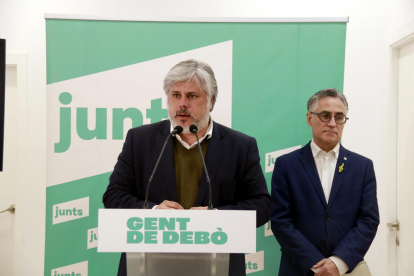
[[204, 119, 214, 139], [310, 139, 340, 159]]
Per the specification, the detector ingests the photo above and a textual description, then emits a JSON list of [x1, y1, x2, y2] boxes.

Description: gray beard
[[170, 114, 210, 135]]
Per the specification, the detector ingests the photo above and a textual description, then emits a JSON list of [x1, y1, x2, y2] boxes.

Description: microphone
[[190, 124, 214, 210], [172, 125, 183, 135], [143, 125, 183, 209]]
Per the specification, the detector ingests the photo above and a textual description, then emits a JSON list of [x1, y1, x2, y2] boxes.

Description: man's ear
[[306, 112, 312, 126], [209, 96, 215, 111]]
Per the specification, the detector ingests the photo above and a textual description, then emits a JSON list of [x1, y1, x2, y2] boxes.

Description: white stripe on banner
[[47, 41, 233, 186]]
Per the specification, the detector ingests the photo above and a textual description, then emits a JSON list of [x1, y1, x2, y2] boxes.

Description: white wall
[[1, 0, 414, 275]]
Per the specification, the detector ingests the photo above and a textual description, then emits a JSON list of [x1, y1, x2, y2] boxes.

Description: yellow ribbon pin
[[339, 163, 344, 173]]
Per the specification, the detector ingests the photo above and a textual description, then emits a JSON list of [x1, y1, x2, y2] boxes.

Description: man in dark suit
[[271, 89, 379, 276], [103, 59, 271, 276]]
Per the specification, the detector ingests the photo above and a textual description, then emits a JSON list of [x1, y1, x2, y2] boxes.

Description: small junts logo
[[127, 217, 228, 245], [52, 197, 89, 225], [265, 145, 301, 173], [245, 250, 264, 274], [87, 227, 98, 249], [51, 260, 88, 276], [264, 221, 273, 237]]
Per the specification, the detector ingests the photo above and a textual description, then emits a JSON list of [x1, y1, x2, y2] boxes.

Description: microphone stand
[[190, 124, 214, 210], [143, 126, 183, 209]]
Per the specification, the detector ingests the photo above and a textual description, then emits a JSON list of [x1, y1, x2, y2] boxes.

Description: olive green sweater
[[173, 138, 209, 209]]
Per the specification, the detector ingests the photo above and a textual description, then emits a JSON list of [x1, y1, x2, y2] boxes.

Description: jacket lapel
[[327, 145, 351, 212], [195, 122, 225, 207], [300, 142, 328, 208], [159, 121, 179, 202]]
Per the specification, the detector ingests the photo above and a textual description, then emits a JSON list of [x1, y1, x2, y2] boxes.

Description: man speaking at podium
[[103, 59, 271, 276]]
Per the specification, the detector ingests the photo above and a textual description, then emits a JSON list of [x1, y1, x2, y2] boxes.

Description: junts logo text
[[127, 217, 228, 245]]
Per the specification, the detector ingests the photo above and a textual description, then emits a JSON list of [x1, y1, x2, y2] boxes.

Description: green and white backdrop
[[45, 17, 347, 276]]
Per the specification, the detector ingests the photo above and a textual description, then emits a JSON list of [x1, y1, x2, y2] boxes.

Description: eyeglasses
[[310, 111, 349, 125]]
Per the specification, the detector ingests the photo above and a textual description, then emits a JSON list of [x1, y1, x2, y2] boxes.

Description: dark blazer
[[270, 142, 379, 276], [103, 120, 271, 276]]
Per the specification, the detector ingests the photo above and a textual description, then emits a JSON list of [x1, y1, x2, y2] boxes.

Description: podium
[[98, 209, 256, 276], [126, 252, 230, 276]]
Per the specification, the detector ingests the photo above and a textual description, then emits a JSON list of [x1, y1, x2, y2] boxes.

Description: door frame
[[5, 52, 28, 276], [385, 17, 414, 276]]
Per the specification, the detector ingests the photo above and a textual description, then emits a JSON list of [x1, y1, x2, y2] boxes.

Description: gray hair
[[307, 88, 349, 113], [163, 59, 218, 110]]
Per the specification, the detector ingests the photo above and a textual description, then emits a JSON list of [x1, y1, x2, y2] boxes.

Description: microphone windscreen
[[189, 124, 198, 133], [174, 125, 183, 134]]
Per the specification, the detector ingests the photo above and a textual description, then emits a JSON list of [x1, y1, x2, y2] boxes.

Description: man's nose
[[179, 97, 189, 108], [327, 116, 337, 127]]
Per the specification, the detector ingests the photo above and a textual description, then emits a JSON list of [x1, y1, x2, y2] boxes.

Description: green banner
[[46, 18, 346, 275]]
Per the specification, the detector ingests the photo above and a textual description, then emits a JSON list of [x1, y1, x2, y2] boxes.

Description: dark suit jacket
[[270, 142, 379, 276], [103, 120, 271, 276]]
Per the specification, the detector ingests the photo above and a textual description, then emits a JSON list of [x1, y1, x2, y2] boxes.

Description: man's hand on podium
[[155, 200, 184, 209]]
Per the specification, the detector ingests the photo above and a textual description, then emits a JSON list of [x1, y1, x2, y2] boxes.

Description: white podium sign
[[98, 209, 256, 253]]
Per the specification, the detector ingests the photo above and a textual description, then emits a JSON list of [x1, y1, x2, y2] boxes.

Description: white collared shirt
[[310, 140, 340, 203], [310, 140, 349, 276], [171, 119, 213, 150]]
